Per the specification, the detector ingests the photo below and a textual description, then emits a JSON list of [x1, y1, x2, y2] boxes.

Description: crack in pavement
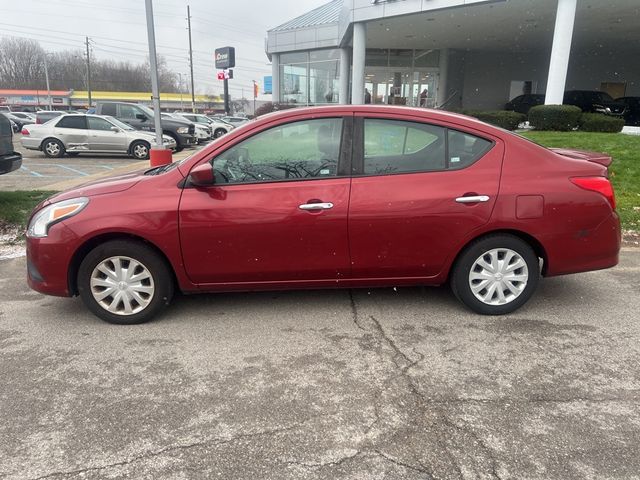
[[349, 291, 501, 479], [27, 424, 301, 480]]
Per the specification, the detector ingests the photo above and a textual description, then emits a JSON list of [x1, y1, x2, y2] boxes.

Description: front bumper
[[0, 152, 22, 174], [27, 222, 79, 297]]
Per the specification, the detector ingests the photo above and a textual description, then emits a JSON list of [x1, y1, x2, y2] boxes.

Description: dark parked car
[[36, 110, 65, 124], [0, 113, 22, 175], [505, 94, 545, 114], [3, 111, 36, 129], [615, 97, 640, 126], [94, 102, 196, 151], [563, 90, 626, 116], [26, 105, 620, 325]]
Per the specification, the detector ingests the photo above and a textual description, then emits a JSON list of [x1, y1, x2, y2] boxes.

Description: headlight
[[177, 127, 189, 134], [27, 197, 89, 238]]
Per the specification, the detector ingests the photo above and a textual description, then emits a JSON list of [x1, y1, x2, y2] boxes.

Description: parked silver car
[[21, 114, 176, 159]]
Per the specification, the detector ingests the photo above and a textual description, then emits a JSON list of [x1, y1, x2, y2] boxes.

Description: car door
[[87, 116, 127, 153], [179, 115, 352, 285], [54, 116, 89, 151], [348, 114, 504, 279]]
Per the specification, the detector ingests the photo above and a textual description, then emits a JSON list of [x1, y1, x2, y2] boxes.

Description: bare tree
[[0, 38, 180, 92], [0, 38, 46, 89]]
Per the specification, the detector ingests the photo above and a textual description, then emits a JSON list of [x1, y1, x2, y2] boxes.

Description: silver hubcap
[[90, 256, 154, 316], [45, 142, 60, 155], [469, 248, 528, 306], [133, 144, 148, 158]]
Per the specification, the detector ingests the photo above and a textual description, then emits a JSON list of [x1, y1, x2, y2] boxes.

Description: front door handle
[[299, 202, 334, 210], [455, 195, 490, 204]]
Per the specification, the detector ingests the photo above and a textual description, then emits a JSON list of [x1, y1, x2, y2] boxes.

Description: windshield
[[137, 104, 156, 117], [106, 116, 135, 130]]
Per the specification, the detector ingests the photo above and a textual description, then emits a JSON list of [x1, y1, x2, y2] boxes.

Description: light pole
[[144, 0, 171, 166], [43, 53, 52, 110]]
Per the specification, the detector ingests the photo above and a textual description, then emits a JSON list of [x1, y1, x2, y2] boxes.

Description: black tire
[[130, 140, 151, 160], [77, 240, 174, 325], [166, 133, 184, 152], [213, 128, 226, 138], [42, 138, 65, 158], [450, 234, 540, 315]]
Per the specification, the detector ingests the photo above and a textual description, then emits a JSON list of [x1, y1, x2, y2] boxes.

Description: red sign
[[217, 72, 225, 80]]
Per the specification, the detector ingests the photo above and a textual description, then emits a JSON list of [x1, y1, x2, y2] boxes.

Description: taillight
[[571, 177, 616, 210], [21, 127, 30, 135]]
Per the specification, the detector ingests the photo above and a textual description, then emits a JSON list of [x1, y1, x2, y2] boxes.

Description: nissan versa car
[[21, 114, 176, 159], [26, 106, 620, 324]]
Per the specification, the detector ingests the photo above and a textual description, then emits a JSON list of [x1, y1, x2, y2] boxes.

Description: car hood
[[550, 148, 613, 167], [45, 168, 148, 203]]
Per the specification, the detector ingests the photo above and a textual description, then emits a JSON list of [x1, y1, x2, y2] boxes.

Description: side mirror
[[189, 163, 215, 186], [110, 126, 119, 132], [136, 113, 147, 121]]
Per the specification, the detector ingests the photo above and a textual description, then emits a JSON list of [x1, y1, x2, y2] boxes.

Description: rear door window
[[56, 116, 87, 129], [447, 130, 492, 169]]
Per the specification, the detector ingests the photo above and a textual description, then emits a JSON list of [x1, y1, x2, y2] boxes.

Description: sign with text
[[263, 76, 272, 94], [215, 47, 235, 69]]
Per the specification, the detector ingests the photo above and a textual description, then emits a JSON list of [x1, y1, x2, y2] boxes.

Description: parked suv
[[0, 113, 22, 175], [615, 97, 640, 126], [563, 90, 626, 116], [95, 102, 196, 151]]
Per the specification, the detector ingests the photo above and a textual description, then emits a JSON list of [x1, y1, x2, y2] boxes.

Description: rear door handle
[[455, 195, 490, 204], [299, 202, 334, 210]]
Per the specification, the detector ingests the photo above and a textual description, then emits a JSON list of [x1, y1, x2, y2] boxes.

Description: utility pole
[[145, 0, 171, 166], [187, 5, 196, 113], [85, 36, 92, 107], [43, 54, 52, 110]]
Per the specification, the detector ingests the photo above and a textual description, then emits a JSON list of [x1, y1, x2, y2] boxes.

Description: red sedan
[[26, 106, 620, 324]]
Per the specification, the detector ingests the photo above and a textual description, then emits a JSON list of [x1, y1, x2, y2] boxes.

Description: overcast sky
[[1, 0, 329, 99]]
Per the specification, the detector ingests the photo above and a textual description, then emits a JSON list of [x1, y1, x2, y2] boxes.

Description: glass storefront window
[[280, 49, 341, 105]]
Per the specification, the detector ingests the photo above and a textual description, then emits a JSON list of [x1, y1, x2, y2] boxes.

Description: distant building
[[266, 0, 639, 109], [0, 89, 223, 112]]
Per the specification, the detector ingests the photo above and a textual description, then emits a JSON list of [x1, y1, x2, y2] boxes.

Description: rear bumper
[[543, 211, 621, 277], [20, 137, 41, 150], [0, 152, 22, 174]]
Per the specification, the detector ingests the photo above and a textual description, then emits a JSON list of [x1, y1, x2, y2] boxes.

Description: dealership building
[[266, 0, 639, 109]]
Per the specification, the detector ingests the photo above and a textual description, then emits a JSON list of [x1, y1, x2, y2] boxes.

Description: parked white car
[[177, 113, 233, 138], [21, 114, 176, 159]]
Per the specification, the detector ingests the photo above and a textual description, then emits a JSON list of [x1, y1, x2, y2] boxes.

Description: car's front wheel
[[213, 128, 226, 138], [42, 138, 65, 158], [451, 234, 540, 315], [77, 240, 174, 324]]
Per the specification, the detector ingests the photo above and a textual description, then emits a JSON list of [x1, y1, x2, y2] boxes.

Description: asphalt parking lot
[[0, 135, 201, 191], [1, 249, 639, 479]]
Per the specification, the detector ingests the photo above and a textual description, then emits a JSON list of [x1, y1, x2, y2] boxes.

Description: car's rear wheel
[[451, 234, 539, 315], [213, 128, 226, 138], [42, 138, 65, 158], [130, 140, 150, 160], [77, 240, 174, 324]]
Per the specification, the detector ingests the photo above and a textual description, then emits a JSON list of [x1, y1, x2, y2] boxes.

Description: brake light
[[21, 127, 30, 135], [571, 177, 616, 210]]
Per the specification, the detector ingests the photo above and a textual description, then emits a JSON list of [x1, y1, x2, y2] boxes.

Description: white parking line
[[57, 165, 89, 176]]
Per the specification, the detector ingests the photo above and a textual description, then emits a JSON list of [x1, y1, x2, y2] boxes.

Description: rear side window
[[448, 130, 492, 169], [364, 119, 446, 174], [362, 119, 492, 175], [56, 116, 87, 129], [100, 104, 117, 116]]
